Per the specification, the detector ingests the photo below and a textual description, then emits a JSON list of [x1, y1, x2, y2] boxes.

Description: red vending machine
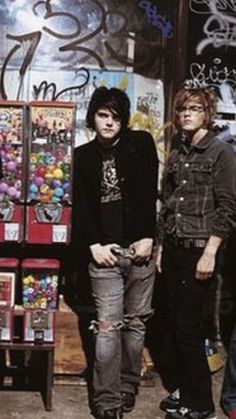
[[25, 101, 75, 244], [21, 258, 59, 343], [0, 101, 26, 242]]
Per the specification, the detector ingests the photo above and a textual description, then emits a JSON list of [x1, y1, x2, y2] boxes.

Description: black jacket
[[72, 129, 159, 251]]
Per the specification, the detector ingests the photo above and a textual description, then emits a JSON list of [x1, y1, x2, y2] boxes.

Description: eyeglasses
[[176, 105, 205, 115]]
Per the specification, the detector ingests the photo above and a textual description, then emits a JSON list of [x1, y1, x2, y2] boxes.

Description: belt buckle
[[111, 246, 134, 258]]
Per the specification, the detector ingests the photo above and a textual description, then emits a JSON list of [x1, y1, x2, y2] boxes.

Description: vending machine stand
[[0, 307, 54, 411]]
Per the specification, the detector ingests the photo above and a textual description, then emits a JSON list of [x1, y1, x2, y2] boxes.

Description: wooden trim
[[29, 101, 75, 108], [174, 0, 189, 90]]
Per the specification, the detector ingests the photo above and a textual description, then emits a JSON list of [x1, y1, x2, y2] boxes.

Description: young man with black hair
[[73, 86, 158, 419]]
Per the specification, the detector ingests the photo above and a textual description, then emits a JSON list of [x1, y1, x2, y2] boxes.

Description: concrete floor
[[0, 366, 228, 419]]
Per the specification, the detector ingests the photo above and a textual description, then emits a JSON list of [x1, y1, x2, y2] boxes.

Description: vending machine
[[0, 101, 26, 242], [22, 258, 59, 343], [25, 101, 75, 244]]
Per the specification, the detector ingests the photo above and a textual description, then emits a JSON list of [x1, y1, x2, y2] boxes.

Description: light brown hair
[[173, 87, 218, 129]]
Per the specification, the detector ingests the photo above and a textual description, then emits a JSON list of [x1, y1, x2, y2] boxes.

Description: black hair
[[86, 86, 130, 131]]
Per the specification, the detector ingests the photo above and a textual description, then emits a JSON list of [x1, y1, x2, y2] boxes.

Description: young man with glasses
[[73, 86, 158, 419], [156, 87, 236, 419]]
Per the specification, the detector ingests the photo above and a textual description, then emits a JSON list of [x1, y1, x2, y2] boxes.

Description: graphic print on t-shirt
[[101, 155, 122, 203]]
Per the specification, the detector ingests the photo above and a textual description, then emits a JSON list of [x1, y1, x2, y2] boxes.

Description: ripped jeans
[[89, 256, 155, 414]]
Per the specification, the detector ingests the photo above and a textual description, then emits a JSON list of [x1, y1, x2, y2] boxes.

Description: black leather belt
[[166, 236, 207, 249]]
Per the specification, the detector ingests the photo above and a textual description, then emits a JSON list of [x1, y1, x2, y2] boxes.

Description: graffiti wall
[[0, 0, 170, 171], [186, 0, 236, 136], [0, 0, 173, 100], [0, 0, 173, 157]]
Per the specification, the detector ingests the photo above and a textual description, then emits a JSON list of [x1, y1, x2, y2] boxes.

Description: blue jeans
[[221, 322, 236, 414], [88, 256, 155, 414]]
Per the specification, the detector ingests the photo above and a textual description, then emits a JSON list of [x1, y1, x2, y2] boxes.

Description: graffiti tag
[[189, 0, 236, 14], [186, 58, 236, 89], [138, 0, 173, 37], [189, 0, 236, 54]]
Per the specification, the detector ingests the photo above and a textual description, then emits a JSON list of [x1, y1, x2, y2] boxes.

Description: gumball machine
[[21, 258, 59, 342], [0, 101, 27, 242], [25, 102, 75, 244]]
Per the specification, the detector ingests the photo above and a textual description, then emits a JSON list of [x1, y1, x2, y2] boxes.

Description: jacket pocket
[[189, 161, 214, 185]]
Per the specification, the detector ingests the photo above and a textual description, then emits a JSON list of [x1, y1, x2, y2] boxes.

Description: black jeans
[[159, 242, 215, 412]]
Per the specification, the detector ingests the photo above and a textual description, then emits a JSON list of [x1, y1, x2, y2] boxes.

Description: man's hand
[[195, 250, 216, 281], [195, 235, 222, 281], [90, 243, 118, 267], [129, 238, 153, 263]]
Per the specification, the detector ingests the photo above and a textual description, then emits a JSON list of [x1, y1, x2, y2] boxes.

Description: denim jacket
[[158, 131, 236, 242]]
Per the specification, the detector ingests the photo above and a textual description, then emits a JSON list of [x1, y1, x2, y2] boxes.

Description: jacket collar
[[181, 130, 215, 153]]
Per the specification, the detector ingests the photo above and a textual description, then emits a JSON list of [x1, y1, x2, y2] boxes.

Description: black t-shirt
[[99, 143, 124, 245]]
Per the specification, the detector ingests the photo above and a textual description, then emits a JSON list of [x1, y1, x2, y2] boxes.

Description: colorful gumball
[[46, 154, 56, 165], [15, 190, 21, 199], [51, 179, 62, 188], [29, 183, 38, 194], [40, 183, 49, 194], [37, 154, 46, 165], [64, 173, 70, 181], [47, 165, 55, 173], [27, 294, 34, 302], [6, 161, 17, 172], [28, 287, 34, 294], [0, 182, 8, 193], [36, 166, 47, 178], [7, 186, 17, 198], [15, 156, 22, 164], [40, 278, 47, 289], [45, 173, 53, 182], [62, 181, 70, 191], [54, 187, 63, 197], [23, 275, 33, 286], [53, 168, 63, 180], [30, 164, 36, 173], [51, 196, 60, 204], [30, 153, 38, 164], [34, 176, 44, 187]]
